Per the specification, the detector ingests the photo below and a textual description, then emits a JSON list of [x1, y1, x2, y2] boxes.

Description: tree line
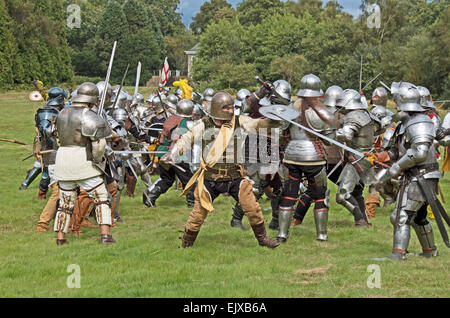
[[0, 0, 448, 101]]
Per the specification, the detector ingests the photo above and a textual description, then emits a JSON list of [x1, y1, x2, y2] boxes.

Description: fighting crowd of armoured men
[[24, 73, 450, 261]]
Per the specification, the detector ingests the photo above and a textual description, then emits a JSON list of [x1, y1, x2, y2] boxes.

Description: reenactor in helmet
[[373, 82, 444, 261], [34, 87, 67, 231], [20, 87, 68, 197], [334, 88, 376, 228], [143, 99, 196, 208], [53, 82, 115, 245], [276, 74, 336, 243], [291, 85, 348, 227], [202, 88, 214, 113], [160, 91, 281, 249]]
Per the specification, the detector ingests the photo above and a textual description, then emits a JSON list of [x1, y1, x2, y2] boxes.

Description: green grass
[[0, 90, 449, 298]]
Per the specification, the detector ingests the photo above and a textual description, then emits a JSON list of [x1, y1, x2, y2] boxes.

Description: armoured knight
[[277, 74, 336, 242], [335, 89, 375, 227], [373, 83, 442, 261], [53, 82, 115, 245], [20, 87, 67, 197]]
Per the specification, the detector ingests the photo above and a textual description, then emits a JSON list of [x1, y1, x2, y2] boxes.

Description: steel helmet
[[371, 87, 388, 107], [146, 93, 156, 103], [416, 86, 435, 109], [72, 82, 99, 105], [202, 88, 215, 101], [96, 81, 113, 101], [336, 89, 368, 110], [272, 80, 292, 105], [395, 83, 424, 112], [176, 99, 194, 118], [165, 94, 178, 110], [110, 89, 128, 109], [296, 74, 324, 97], [209, 91, 234, 121], [112, 108, 128, 127], [323, 85, 343, 107]]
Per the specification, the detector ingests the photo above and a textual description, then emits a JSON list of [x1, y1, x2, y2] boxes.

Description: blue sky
[[177, 0, 363, 27]]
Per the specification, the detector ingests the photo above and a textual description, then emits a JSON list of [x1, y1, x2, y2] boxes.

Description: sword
[[112, 63, 130, 110], [267, 111, 365, 160], [113, 150, 167, 155], [98, 41, 117, 116], [134, 61, 141, 97], [379, 81, 392, 93], [139, 127, 163, 131], [327, 160, 343, 178], [126, 159, 153, 207]]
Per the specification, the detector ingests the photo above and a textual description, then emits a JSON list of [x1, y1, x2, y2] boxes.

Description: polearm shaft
[[98, 41, 117, 116], [0, 138, 27, 145], [268, 111, 365, 159], [361, 72, 382, 92]]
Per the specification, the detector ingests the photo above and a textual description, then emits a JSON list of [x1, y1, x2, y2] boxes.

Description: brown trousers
[[36, 182, 59, 231], [186, 179, 264, 232]]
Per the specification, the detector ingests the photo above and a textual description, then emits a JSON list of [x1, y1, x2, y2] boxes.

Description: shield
[[258, 105, 300, 121]]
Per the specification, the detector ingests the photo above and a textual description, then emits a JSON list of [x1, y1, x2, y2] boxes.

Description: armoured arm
[[388, 142, 431, 178], [336, 124, 357, 143], [91, 138, 107, 163]]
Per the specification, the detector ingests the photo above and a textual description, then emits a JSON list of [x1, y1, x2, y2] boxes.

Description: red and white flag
[[161, 57, 170, 85]]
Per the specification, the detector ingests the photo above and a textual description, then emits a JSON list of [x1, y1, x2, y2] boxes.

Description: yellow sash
[[180, 116, 236, 212]]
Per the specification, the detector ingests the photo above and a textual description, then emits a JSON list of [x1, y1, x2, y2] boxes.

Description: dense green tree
[[190, 0, 233, 34], [0, 0, 20, 87], [236, 0, 285, 26]]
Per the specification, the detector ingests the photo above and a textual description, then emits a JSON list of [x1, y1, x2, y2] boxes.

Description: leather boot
[[143, 184, 163, 207], [125, 172, 136, 197], [355, 218, 371, 228], [37, 188, 47, 200], [230, 204, 246, 231], [251, 222, 280, 248], [180, 228, 199, 248], [365, 193, 380, 219], [56, 239, 67, 246], [100, 234, 116, 244]]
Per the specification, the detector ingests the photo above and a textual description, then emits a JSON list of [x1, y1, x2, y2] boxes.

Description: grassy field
[[0, 89, 449, 298]]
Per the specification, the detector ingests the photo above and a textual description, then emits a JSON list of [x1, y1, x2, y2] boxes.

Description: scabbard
[[412, 168, 450, 248]]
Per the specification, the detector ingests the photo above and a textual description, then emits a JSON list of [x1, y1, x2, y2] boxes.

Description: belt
[[206, 166, 242, 181]]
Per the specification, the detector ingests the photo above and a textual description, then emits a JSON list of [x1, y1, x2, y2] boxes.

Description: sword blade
[[134, 61, 141, 97], [98, 41, 117, 116], [268, 111, 365, 159]]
